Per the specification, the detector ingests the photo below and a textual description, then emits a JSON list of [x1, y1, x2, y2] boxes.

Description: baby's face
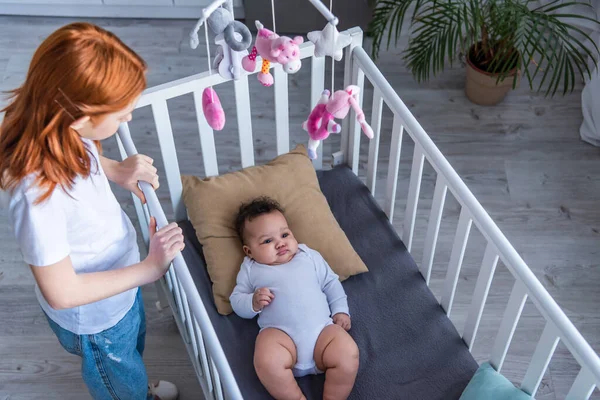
[[242, 210, 299, 265]]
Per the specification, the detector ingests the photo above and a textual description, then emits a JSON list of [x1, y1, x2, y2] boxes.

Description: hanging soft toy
[[188, 0, 235, 131], [242, 21, 303, 87], [190, 0, 251, 81], [307, 21, 351, 61], [302, 85, 374, 160]]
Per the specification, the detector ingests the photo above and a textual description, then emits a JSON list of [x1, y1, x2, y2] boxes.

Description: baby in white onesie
[[230, 197, 359, 400]]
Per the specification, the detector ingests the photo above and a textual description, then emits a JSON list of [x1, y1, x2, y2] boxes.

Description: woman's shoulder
[[4, 174, 36, 202], [3, 173, 64, 209]]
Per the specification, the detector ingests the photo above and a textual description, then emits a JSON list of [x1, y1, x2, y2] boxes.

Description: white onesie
[[230, 244, 349, 377]]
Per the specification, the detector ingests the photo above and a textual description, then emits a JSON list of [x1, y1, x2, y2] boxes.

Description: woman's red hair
[[0, 22, 147, 203]]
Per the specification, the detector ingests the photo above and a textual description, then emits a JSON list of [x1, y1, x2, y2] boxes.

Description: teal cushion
[[459, 362, 534, 400]]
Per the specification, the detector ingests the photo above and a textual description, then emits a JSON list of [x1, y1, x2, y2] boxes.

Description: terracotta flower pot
[[465, 45, 519, 106]]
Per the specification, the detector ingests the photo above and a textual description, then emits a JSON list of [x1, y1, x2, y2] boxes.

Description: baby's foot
[[308, 148, 318, 160]]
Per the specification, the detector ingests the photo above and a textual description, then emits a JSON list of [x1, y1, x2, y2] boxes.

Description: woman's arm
[[32, 257, 157, 309], [98, 155, 119, 181], [30, 218, 184, 310]]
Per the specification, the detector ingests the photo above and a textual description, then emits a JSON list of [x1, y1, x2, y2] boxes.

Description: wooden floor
[[1, 16, 599, 400]]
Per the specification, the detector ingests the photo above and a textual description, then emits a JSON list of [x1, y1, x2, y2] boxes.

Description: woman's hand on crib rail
[[100, 154, 159, 204], [143, 217, 185, 280]]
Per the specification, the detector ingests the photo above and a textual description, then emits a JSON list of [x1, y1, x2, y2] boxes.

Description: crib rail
[[350, 45, 600, 396], [117, 124, 241, 400]]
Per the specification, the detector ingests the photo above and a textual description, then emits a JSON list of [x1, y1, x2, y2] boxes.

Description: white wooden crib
[[115, 27, 600, 400]]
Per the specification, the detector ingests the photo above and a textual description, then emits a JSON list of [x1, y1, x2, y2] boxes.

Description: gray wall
[[244, 0, 373, 34]]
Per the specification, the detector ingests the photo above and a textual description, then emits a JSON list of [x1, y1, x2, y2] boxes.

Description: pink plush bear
[[242, 20, 303, 86], [302, 85, 374, 160]]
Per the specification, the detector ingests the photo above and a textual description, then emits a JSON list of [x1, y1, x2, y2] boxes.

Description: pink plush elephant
[[242, 20, 303, 86], [302, 85, 374, 160]]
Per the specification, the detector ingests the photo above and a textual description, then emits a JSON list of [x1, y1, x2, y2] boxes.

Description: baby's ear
[[243, 245, 252, 257]]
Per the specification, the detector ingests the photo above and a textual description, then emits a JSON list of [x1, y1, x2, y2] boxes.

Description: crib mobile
[[189, 0, 373, 157]]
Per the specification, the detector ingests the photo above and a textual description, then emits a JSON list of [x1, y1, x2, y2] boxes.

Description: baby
[[230, 197, 359, 400]]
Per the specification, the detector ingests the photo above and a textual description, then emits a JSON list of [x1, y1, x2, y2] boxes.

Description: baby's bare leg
[[254, 328, 306, 400], [314, 324, 359, 400]]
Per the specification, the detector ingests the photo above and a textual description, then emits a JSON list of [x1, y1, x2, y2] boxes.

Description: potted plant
[[367, 0, 600, 105]]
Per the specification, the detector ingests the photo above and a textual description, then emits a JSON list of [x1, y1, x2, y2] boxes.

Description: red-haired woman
[[1, 22, 182, 400]]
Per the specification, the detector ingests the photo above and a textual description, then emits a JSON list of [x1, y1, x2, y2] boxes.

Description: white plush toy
[[307, 22, 352, 61]]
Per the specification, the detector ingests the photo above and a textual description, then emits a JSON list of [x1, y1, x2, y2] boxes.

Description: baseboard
[[0, 4, 245, 19]]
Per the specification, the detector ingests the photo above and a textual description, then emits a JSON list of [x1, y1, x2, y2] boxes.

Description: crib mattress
[[179, 165, 478, 400]]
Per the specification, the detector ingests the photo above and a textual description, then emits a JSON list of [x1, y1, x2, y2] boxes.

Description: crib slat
[[151, 100, 186, 221], [178, 281, 195, 344], [521, 322, 560, 396], [341, 30, 363, 165], [142, 202, 151, 232], [116, 132, 149, 245], [347, 60, 365, 175], [193, 318, 214, 392], [163, 255, 174, 293], [490, 280, 528, 372], [168, 267, 188, 340], [421, 174, 448, 284], [310, 55, 325, 170], [441, 208, 473, 316], [566, 368, 596, 400], [384, 115, 404, 222], [193, 89, 219, 177], [366, 88, 383, 194], [210, 357, 225, 400], [179, 294, 200, 376], [234, 76, 255, 168], [402, 144, 425, 252], [274, 65, 290, 156], [463, 243, 499, 350]]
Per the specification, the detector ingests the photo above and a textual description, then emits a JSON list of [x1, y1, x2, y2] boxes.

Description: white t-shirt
[[5, 138, 139, 335]]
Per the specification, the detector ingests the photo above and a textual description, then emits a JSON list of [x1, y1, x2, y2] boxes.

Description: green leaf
[[552, 28, 592, 81], [522, 18, 547, 85], [564, 55, 575, 95], [548, 47, 566, 96], [558, 22, 600, 62], [538, 34, 559, 94], [539, 1, 592, 13], [531, 0, 562, 12]]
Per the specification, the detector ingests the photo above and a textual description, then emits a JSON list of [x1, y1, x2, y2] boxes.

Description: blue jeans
[[44, 288, 152, 400]]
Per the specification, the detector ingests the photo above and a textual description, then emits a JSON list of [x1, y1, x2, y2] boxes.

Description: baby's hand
[[252, 288, 274, 312], [333, 313, 351, 331]]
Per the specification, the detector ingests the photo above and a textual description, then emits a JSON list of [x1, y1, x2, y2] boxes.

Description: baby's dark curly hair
[[235, 196, 284, 243]]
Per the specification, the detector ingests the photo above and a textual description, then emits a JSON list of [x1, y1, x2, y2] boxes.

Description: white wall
[[0, 0, 245, 19]]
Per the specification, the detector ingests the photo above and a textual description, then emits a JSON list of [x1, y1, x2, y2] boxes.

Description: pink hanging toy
[[202, 87, 225, 131], [302, 85, 374, 160], [242, 20, 303, 87]]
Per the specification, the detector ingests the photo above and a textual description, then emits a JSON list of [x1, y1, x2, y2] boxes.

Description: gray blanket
[[179, 165, 478, 399]]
